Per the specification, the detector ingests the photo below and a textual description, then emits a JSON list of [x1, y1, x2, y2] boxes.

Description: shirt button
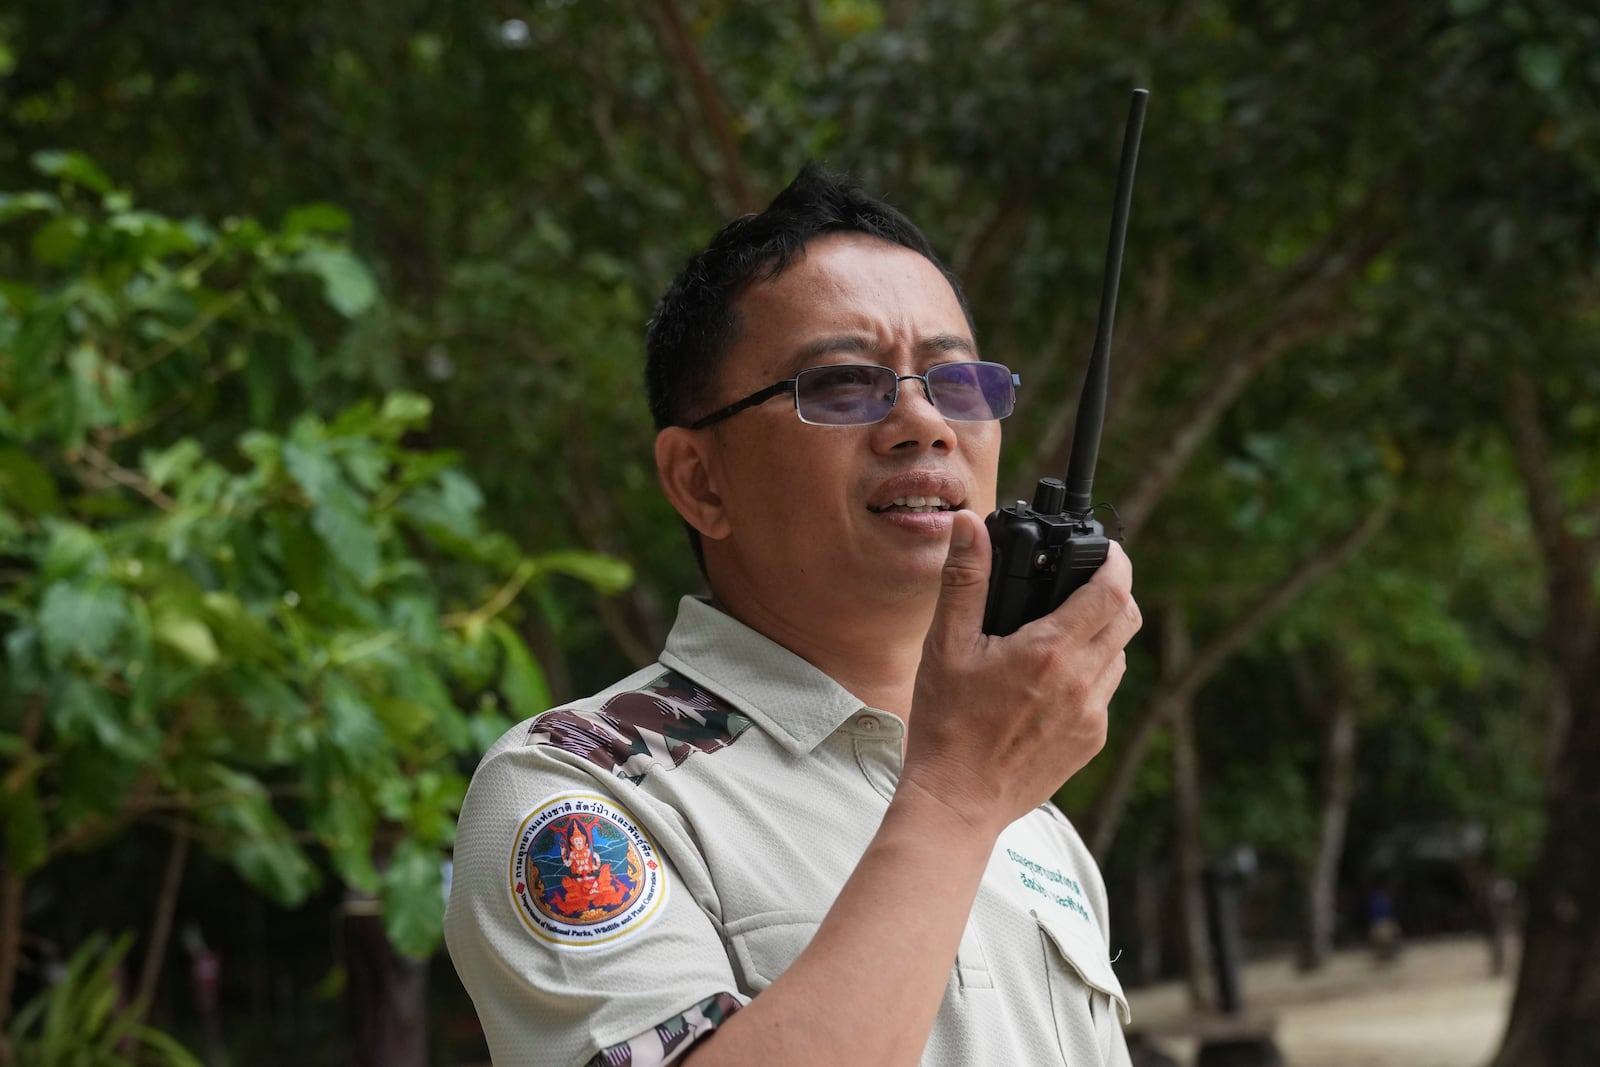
[[856, 715, 879, 732]]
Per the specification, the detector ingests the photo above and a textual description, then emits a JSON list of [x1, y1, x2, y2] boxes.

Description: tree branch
[[795, 0, 830, 64], [1506, 372, 1598, 678], [46, 702, 196, 862], [1087, 501, 1393, 858], [129, 291, 244, 374], [75, 445, 177, 510], [959, 202, 1028, 300], [0, 698, 44, 1039], [1017, 228, 1389, 528], [649, 0, 760, 214], [133, 820, 191, 1025], [1115, 231, 1391, 539], [440, 560, 539, 631]]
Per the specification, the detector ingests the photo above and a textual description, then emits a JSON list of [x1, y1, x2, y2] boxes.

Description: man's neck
[[709, 586, 933, 722]]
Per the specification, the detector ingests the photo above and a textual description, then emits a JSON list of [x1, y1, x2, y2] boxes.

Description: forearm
[[684, 781, 999, 1066]]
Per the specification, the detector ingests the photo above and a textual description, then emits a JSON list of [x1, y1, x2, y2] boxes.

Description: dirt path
[[1125, 936, 1513, 1067]]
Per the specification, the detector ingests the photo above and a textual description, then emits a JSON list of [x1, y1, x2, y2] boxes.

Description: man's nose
[[875, 373, 951, 449], [893, 373, 937, 408]]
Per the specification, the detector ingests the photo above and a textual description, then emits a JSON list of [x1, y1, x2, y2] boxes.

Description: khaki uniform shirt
[[446, 597, 1133, 1067]]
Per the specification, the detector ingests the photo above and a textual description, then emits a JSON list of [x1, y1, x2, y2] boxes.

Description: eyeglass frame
[[686, 361, 1022, 430]]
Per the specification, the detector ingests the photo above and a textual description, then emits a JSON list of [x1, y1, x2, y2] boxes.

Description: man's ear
[[655, 427, 732, 541]]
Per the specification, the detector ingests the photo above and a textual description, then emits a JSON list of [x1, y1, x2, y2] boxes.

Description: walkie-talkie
[[982, 88, 1148, 637]]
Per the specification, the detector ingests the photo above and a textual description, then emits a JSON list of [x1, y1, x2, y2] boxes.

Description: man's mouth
[[867, 495, 961, 515]]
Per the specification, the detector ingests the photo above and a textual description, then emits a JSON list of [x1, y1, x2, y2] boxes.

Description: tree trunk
[[1299, 660, 1356, 972], [0, 869, 22, 1050], [344, 889, 429, 1067], [0, 697, 43, 1046], [1134, 860, 1166, 986], [1490, 375, 1600, 1067], [1164, 608, 1214, 1010], [1173, 703, 1214, 1010], [1490, 664, 1600, 1067]]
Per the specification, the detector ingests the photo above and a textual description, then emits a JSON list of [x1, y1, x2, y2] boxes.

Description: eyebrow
[[784, 332, 978, 374]]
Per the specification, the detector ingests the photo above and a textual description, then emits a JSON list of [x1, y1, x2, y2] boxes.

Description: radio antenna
[[1063, 87, 1147, 517]]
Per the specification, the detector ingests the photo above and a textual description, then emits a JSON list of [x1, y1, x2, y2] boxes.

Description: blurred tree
[[1, 0, 1597, 1060], [0, 155, 626, 1057]]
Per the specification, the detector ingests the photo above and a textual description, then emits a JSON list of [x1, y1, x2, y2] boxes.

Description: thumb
[[929, 509, 992, 645]]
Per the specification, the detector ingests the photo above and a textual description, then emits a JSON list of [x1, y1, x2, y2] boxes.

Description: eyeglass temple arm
[[687, 380, 797, 430]]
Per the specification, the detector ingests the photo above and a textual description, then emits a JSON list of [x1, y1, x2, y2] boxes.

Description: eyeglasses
[[688, 361, 1021, 429]]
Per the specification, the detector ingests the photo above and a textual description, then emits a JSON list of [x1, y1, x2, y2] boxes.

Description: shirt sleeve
[[445, 740, 748, 1067]]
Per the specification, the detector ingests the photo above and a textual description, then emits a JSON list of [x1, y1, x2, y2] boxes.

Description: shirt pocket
[[724, 909, 826, 991], [723, 909, 993, 995], [1033, 911, 1130, 1065]]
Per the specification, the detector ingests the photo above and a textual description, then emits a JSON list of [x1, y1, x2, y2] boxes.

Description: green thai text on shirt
[[1006, 848, 1093, 922]]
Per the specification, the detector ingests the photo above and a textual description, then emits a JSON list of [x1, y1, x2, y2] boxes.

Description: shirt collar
[[657, 596, 867, 755]]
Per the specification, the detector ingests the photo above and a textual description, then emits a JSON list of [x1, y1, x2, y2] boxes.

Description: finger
[[1029, 542, 1133, 642], [1086, 544, 1140, 647], [926, 510, 992, 651], [1082, 649, 1129, 716], [1087, 541, 1133, 595]]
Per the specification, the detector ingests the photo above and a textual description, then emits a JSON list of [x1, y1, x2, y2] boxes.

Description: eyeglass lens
[[795, 362, 1015, 425]]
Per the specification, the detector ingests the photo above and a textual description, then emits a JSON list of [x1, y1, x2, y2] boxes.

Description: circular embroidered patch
[[509, 792, 667, 949]]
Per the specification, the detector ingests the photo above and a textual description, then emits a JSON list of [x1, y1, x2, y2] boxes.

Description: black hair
[[645, 162, 973, 431], [644, 163, 974, 574]]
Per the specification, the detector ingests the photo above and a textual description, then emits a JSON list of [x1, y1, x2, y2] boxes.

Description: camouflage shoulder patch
[[583, 991, 742, 1067], [527, 671, 753, 784]]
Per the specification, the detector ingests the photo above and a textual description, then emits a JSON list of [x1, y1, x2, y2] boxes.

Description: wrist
[[890, 770, 1007, 851]]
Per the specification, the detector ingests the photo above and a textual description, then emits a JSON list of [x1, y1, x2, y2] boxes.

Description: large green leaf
[[198, 764, 320, 906], [0, 190, 60, 224], [296, 247, 379, 316], [29, 214, 85, 265], [0, 446, 62, 515], [283, 440, 382, 586], [283, 202, 353, 237], [380, 838, 445, 957], [40, 521, 107, 580], [140, 438, 204, 491], [378, 391, 432, 434], [491, 618, 550, 718], [30, 149, 115, 194], [50, 674, 149, 758], [322, 674, 387, 763], [152, 608, 220, 666], [398, 468, 483, 543], [37, 580, 127, 666], [313, 786, 379, 892]]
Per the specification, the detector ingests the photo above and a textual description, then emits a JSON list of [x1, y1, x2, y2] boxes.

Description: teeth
[[882, 494, 950, 513]]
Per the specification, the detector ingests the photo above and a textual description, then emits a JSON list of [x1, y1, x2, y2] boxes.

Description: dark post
[[1195, 848, 1285, 1067], [1203, 858, 1246, 1014]]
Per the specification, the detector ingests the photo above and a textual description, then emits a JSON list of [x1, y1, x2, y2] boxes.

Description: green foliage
[[0, 5, 1596, 1043], [0, 156, 629, 960], [6, 934, 203, 1067]]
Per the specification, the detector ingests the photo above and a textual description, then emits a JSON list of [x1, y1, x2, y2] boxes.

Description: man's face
[[695, 233, 1001, 606]]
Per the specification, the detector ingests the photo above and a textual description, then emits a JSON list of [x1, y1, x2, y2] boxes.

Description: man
[[445, 164, 1143, 1066]]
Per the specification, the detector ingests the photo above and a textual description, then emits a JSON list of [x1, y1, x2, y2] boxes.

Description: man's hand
[[900, 509, 1142, 837]]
